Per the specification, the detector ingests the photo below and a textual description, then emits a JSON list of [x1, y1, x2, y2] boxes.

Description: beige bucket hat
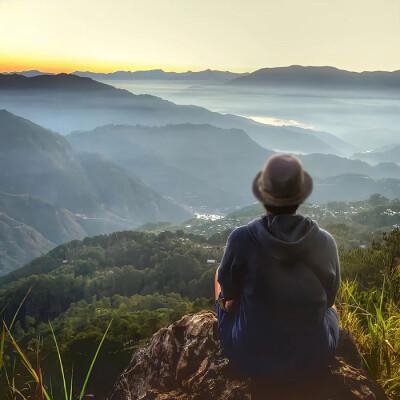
[[252, 154, 313, 207]]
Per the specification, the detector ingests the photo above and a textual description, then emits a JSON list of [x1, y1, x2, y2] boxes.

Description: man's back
[[217, 214, 340, 377]]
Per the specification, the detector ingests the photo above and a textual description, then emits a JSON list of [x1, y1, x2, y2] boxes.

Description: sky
[[0, 0, 399, 73]]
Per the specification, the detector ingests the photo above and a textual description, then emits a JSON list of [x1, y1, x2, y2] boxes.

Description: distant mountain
[[69, 124, 400, 210], [354, 145, 400, 165], [77, 152, 189, 228], [0, 111, 191, 273], [312, 174, 400, 203], [0, 110, 188, 221], [0, 109, 99, 212], [300, 153, 400, 180], [0, 192, 86, 244], [0, 191, 87, 275], [5, 70, 50, 77], [230, 66, 400, 90], [305, 129, 356, 156], [344, 129, 400, 151], [73, 69, 247, 81], [69, 124, 272, 209], [0, 212, 53, 275], [0, 73, 345, 155], [0, 73, 120, 92]]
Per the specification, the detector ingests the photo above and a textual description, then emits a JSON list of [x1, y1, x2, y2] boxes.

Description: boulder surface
[[108, 311, 388, 400]]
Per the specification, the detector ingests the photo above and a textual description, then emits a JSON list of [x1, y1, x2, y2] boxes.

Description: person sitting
[[214, 153, 340, 382]]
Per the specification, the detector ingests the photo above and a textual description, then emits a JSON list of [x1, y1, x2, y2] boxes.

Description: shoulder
[[318, 227, 339, 255], [319, 228, 337, 245], [227, 225, 250, 244]]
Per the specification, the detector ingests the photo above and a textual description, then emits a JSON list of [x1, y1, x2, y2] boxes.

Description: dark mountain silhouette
[[0, 73, 345, 154], [0, 73, 121, 92], [230, 65, 400, 90], [5, 70, 50, 77], [73, 69, 247, 81]]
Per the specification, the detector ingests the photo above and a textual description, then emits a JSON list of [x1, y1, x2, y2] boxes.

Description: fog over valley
[[97, 74, 400, 152], [0, 67, 400, 274]]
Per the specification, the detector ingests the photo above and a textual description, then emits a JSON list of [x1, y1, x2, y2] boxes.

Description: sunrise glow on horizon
[[0, 54, 206, 74], [1, 0, 399, 74]]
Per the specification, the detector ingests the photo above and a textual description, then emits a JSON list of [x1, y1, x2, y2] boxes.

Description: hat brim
[[252, 170, 313, 207]]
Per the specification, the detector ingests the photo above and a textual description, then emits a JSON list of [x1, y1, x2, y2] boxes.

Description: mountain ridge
[[230, 65, 400, 89], [0, 73, 347, 154], [73, 68, 247, 81]]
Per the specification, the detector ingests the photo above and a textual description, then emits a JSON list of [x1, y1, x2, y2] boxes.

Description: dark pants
[[216, 299, 339, 379]]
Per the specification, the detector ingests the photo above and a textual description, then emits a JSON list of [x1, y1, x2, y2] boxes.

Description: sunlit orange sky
[[1, 0, 399, 73]]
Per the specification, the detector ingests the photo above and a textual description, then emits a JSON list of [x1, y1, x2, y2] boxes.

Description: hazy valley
[[1, 66, 400, 399], [1, 68, 400, 273]]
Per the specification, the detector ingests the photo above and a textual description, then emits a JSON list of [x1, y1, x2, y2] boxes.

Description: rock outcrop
[[108, 311, 388, 400]]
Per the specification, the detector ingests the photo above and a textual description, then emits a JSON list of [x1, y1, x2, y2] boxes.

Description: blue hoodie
[[217, 214, 340, 378]]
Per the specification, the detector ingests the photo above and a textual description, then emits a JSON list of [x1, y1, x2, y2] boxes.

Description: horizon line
[[2, 64, 400, 76]]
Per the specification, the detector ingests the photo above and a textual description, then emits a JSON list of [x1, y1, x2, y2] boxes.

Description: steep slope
[[0, 192, 86, 244], [0, 111, 191, 273], [78, 152, 190, 227], [0, 110, 188, 223], [230, 65, 400, 90], [69, 124, 272, 209], [0, 74, 341, 154], [0, 109, 98, 212], [0, 212, 53, 275]]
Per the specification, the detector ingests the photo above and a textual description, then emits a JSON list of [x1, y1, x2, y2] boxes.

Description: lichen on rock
[[108, 311, 388, 400]]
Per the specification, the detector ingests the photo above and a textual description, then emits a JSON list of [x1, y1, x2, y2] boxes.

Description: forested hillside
[[141, 195, 400, 249], [1, 217, 399, 398]]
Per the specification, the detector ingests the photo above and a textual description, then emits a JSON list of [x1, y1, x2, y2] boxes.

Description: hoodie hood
[[247, 214, 320, 252]]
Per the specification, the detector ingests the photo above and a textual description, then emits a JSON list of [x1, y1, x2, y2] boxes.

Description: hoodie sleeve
[[327, 238, 341, 307], [217, 228, 245, 300]]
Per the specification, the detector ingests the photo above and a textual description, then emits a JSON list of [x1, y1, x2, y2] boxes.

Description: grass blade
[[10, 287, 32, 330], [4, 323, 52, 400], [69, 367, 74, 400], [49, 322, 68, 400], [0, 325, 6, 370], [78, 320, 112, 400]]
